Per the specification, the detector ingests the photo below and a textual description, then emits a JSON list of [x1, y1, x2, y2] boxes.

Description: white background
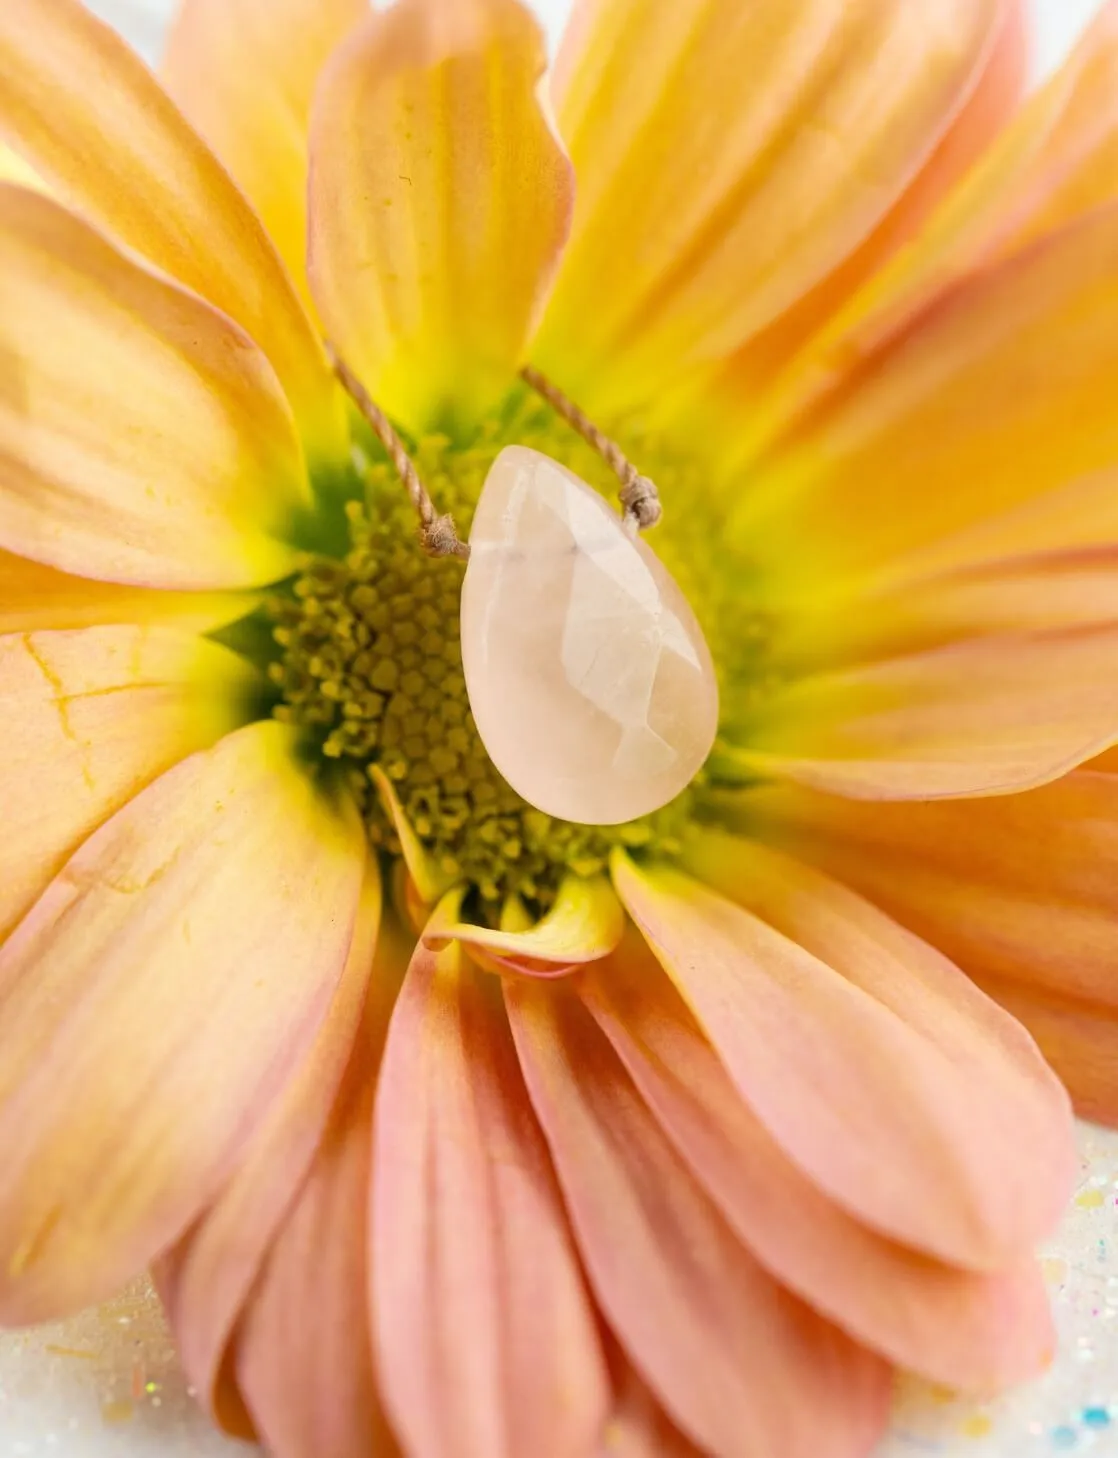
[[1, 2, 1115, 1457]]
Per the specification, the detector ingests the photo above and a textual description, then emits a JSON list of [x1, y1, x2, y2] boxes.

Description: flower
[[0, 0, 1115, 1453]]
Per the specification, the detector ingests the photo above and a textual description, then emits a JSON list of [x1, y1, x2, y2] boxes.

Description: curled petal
[[0, 185, 308, 589], [308, 0, 574, 433], [0, 0, 344, 463], [0, 625, 254, 940], [424, 874, 625, 977], [613, 843, 1075, 1270], [0, 721, 366, 1324], [373, 915, 609, 1458]]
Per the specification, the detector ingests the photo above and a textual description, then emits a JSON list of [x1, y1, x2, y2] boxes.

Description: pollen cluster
[[268, 403, 759, 910]]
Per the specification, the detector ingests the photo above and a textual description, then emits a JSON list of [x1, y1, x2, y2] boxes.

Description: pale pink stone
[[461, 447, 719, 826]]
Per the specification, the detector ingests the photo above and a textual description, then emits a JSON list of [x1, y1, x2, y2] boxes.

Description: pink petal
[[372, 907, 609, 1458], [979, 981, 1118, 1127], [747, 768, 1118, 1012], [599, 1359, 704, 1458], [507, 979, 892, 1458], [0, 720, 366, 1323], [159, 871, 383, 1427], [613, 843, 1075, 1270], [234, 912, 409, 1458], [583, 939, 1056, 1388]]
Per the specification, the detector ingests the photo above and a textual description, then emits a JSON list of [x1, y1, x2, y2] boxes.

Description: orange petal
[[0, 549, 256, 635], [308, 0, 574, 433], [0, 185, 307, 589], [976, 982, 1118, 1127], [232, 903, 406, 1458], [0, 0, 344, 464], [423, 873, 625, 976], [506, 979, 892, 1458], [0, 720, 366, 1324], [738, 204, 1118, 599], [778, 547, 1118, 670], [746, 768, 1118, 1015], [730, 627, 1118, 800], [753, 0, 1118, 452], [535, 0, 1006, 416], [372, 916, 609, 1458], [612, 844, 1075, 1270], [583, 935, 1056, 1388], [162, 0, 366, 316], [0, 625, 254, 940], [159, 870, 383, 1430]]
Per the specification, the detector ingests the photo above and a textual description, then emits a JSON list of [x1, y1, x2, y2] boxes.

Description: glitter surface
[[0, 1124, 1116, 1455]]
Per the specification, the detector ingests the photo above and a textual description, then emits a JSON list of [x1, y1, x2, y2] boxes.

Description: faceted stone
[[461, 446, 719, 826]]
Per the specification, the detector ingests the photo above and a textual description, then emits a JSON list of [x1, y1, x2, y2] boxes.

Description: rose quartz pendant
[[461, 447, 719, 826]]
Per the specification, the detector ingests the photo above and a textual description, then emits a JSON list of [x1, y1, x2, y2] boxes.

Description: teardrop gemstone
[[460, 446, 719, 826]]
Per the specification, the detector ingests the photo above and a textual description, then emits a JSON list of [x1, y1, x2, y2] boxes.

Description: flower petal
[[746, 768, 1118, 1015], [162, 0, 366, 315], [424, 873, 625, 977], [778, 548, 1118, 670], [599, 1361, 704, 1458], [308, 0, 574, 433], [0, 185, 307, 589], [977, 982, 1118, 1127], [0, 549, 255, 635], [730, 627, 1118, 800], [535, 0, 1006, 415], [372, 908, 609, 1458], [369, 765, 459, 908], [506, 979, 892, 1458], [613, 843, 1075, 1270], [232, 908, 407, 1458], [0, 720, 366, 1324], [159, 871, 383, 1431], [753, 0, 1118, 452], [738, 204, 1118, 599], [583, 935, 1056, 1388], [0, 0, 344, 463], [0, 625, 254, 940]]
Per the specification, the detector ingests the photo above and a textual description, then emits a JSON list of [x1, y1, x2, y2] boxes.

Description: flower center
[[267, 395, 765, 911]]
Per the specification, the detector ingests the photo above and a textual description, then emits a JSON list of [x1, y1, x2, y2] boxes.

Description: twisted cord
[[520, 365, 662, 533], [327, 344, 470, 560]]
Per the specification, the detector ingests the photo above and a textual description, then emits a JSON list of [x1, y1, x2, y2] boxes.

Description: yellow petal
[[750, 1, 1118, 455], [0, 144, 45, 193], [370, 765, 460, 908], [737, 203, 1118, 603], [0, 0, 345, 465], [0, 624, 255, 940], [0, 549, 256, 635], [0, 185, 306, 589], [308, 0, 574, 433], [162, 0, 366, 318], [423, 873, 625, 974], [0, 720, 367, 1325], [534, 0, 1006, 416]]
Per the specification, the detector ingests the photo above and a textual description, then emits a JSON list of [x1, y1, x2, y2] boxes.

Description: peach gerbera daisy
[[1, 0, 1117, 1453]]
